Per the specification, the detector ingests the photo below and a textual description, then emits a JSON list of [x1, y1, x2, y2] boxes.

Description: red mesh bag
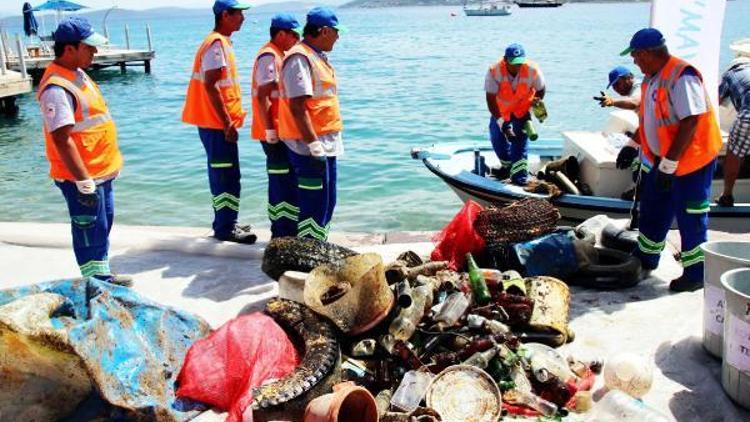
[[176, 313, 301, 422], [431, 200, 486, 270]]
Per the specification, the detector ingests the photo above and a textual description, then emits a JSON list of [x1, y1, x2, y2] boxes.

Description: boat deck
[[0, 70, 32, 99]]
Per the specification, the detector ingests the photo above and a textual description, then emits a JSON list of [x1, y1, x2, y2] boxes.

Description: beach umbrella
[[23, 3, 39, 37], [33, 0, 88, 24]]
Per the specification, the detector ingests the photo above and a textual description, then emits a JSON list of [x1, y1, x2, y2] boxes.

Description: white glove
[[308, 140, 325, 157], [496, 117, 504, 128], [658, 158, 679, 175], [626, 138, 640, 149], [75, 178, 96, 194], [264, 129, 278, 144]]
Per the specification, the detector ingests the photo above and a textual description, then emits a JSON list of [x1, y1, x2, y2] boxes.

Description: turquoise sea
[[1, 3, 748, 233]]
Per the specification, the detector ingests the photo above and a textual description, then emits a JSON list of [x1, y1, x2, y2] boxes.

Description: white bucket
[[720, 268, 750, 409], [701, 241, 750, 358]]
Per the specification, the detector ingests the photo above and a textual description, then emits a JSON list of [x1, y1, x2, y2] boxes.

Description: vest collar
[[302, 40, 328, 60]]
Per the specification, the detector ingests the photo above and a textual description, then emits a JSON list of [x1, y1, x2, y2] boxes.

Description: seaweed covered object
[[475, 198, 561, 244], [262, 237, 358, 280]]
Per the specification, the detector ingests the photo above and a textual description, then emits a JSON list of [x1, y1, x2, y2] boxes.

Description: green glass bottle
[[523, 120, 538, 141], [532, 100, 548, 123], [466, 253, 492, 305]]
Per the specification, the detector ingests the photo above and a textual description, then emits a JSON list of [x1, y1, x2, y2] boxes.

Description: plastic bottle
[[532, 100, 548, 123], [395, 280, 412, 308], [433, 292, 470, 329], [524, 343, 577, 383], [523, 120, 539, 141], [466, 253, 492, 305], [388, 284, 433, 341], [466, 314, 511, 335], [390, 370, 434, 413], [603, 353, 653, 398], [462, 344, 500, 369], [504, 365, 558, 417], [587, 390, 669, 422]]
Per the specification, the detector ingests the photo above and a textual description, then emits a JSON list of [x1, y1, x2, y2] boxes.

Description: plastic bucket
[[701, 241, 750, 358], [720, 268, 750, 409]]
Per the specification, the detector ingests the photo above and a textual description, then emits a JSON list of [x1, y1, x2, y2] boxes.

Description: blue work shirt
[[719, 60, 750, 113]]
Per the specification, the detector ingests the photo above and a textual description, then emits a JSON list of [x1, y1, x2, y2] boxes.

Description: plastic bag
[[176, 313, 300, 422], [431, 200, 486, 270], [513, 230, 578, 277]]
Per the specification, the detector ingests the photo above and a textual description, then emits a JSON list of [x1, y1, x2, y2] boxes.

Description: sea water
[[0, 3, 748, 232]]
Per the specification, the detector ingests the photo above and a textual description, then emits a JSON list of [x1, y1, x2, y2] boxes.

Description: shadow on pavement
[[568, 275, 671, 321], [655, 336, 750, 422], [111, 249, 275, 302]]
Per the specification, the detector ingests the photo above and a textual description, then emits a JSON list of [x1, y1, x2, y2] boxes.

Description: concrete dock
[[1, 222, 749, 421]]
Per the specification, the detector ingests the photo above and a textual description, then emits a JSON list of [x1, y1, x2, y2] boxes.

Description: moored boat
[[464, 1, 513, 16], [515, 0, 564, 8], [411, 113, 750, 233]]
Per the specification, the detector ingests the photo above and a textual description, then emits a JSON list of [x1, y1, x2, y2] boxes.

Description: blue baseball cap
[[213, 0, 252, 16], [620, 28, 666, 56], [271, 13, 302, 35], [53, 16, 108, 47], [607, 65, 633, 89], [306, 7, 347, 33], [504, 43, 526, 65]]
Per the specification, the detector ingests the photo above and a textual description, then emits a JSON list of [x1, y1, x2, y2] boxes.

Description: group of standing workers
[[34, 3, 749, 294], [36, 0, 346, 285]]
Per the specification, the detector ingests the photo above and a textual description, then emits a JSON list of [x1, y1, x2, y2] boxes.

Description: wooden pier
[[0, 34, 32, 115], [2, 25, 155, 78]]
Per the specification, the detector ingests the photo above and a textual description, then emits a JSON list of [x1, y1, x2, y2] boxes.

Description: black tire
[[601, 223, 639, 253], [571, 247, 642, 289]]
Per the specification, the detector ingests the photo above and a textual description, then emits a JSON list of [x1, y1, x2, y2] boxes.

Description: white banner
[[650, 0, 727, 109]]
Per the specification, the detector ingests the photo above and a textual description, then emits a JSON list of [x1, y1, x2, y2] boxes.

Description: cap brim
[[606, 81, 615, 89], [508, 56, 526, 65], [333, 24, 348, 34], [291, 26, 303, 35], [619, 46, 633, 56], [82, 32, 108, 47], [230, 3, 252, 10]]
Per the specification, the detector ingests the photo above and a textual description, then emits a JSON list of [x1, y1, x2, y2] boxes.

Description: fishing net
[[475, 198, 560, 245]]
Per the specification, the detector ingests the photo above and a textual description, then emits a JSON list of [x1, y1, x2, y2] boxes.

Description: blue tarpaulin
[[513, 229, 578, 278], [0, 278, 211, 421]]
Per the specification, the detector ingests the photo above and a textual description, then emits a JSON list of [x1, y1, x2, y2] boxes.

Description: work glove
[[655, 158, 678, 192], [499, 119, 516, 138], [593, 91, 615, 108], [616, 145, 639, 170], [264, 129, 279, 144], [308, 140, 326, 158], [75, 179, 99, 208]]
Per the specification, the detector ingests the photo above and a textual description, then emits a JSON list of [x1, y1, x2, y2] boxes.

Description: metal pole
[[15, 34, 28, 79], [0, 35, 7, 76], [124, 24, 130, 50], [146, 25, 153, 52], [104, 25, 110, 41]]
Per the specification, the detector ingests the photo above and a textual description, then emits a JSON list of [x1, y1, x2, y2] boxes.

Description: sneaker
[[215, 225, 257, 245], [716, 194, 735, 207], [669, 274, 704, 292]]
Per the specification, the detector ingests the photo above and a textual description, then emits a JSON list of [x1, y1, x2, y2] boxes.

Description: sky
[[0, 0, 301, 17]]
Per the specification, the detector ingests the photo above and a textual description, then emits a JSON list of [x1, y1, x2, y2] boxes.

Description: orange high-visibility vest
[[490, 59, 540, 121], [277, 42, 343, 140], [638, 56, 722, 176], [182, 32, 246, 130], [38, 62, 122, 181], [251, 42, 283, 140]]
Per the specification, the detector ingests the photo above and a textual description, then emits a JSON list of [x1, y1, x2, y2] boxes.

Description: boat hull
[[416, 143, 750, 233], [464, 9, 512, 16]]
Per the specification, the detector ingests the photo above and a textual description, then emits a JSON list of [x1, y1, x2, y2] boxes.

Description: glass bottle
[[523, 120, 539, 141], [466, 253, 492, 305], [390, 370, 434, 413], [433, 292, 470, 330], [462, 344, 499, 369], [532, 100, 548, 123]]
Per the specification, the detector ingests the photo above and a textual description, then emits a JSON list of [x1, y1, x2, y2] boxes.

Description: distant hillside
[[342, 0, 645, 9], [0, 3, 325, 28]]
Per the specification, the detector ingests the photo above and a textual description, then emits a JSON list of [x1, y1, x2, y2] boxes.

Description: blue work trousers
[[489, 114, 530, 184], [262, 142, 299, 238], [287, 150, 337, 241], [635, 158, 716, 282], [56, 179, 114, 278], [199, 128, 241, 238]]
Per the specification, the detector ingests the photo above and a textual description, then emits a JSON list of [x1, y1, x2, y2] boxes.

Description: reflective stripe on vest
[[277, 43, 343, 140], [182, 32, 246, 130], [638, 56, 722, 176], [490, 59, 538, 121], [251, 43, 283, 140], [38, 62, 122, 181]]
